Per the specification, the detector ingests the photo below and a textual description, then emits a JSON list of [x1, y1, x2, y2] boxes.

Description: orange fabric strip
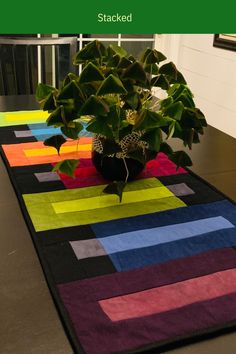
[[2, 139, 92, 166]]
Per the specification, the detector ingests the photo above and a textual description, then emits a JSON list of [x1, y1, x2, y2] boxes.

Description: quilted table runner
[[1, 110, 236, 354]]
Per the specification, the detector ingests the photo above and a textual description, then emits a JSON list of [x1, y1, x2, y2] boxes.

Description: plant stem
[[122, 157, 129, 183]]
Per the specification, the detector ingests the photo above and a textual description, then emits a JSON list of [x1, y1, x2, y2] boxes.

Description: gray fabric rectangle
[[70, 239, 107, 260], [14, 130, 33, 138], [34, 172, 61, 182], [167, 183, 195, 196]]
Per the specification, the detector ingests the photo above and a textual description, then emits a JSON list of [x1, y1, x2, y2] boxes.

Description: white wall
[[156, 34, 236, 138]]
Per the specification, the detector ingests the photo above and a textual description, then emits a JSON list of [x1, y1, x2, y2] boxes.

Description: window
[[61, 33, 155, 58], [0, 34, 155, 94]]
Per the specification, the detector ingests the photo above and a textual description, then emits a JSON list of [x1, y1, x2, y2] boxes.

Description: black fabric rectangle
[[43, 242, 116, 283], [158, 173, 224, 205], [37, 224, 96, 246], [0, 124, 37, 144], [12, 164, 65, 193]]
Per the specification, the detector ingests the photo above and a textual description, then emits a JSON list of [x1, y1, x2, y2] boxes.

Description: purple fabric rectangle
[[58, 248, 236, 354], [166, 182, 195, 196]]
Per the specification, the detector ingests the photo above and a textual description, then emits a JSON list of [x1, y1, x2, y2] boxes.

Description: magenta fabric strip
[[143, 153, 187, 177], [58, 248, 236, 354], [56, 153, 187, 189]]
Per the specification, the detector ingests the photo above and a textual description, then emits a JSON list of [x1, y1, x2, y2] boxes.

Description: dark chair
[[0, 37, 78, 95]]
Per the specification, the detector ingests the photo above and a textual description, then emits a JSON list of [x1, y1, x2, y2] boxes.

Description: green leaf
[[80, 95, 110, 116], [57, 80, 84, 102], [117, 57, 133, 69], [184, 128, 195, 149], [73, 40, 107, 64], [144, 63, 159, 75], [176, 71, 187, 84], [140, 48, 152, 62], [168, 84, 194, 101], [176, 93, 195, 108], [169, 150, 193, 168], [128, 55, 136, 62], [62, 72, 79, 86], [151, 75, 170, 90], [123, 92, 140, 110], [166, 120, 176, 139], [134, 109, 169, 130], [52, 159, 79, 177], [159, 142, 173, 155], [36, 83, 56, 102], [181, 108, 204, 129], [164, 101, 184, 120], [79, 62, 104, 83], [56, 98, 75, 112], [109, 44, 127, 57], [141, 128, 161, 151], [107, 54, 120, 67], [123, 62, 147, 83], [44, 134, 66, 154], [122, 79, 134, 92], [40, 92, 56, 112], [81, 82, 98, 97], [140, 48, 166, 64], [160, 97, 174, 109], [103, 181, 126, 202], [86, 117, 113, 139], [160, 118, 183, 140], [97, 74, 127, 95], [192, 108, 207, 127], [106, 105, 125, 131], [36, 83, 57, 112], [159, 62, 178, 81], [46, 106, 64, 126], [61, 122, 83, 139]]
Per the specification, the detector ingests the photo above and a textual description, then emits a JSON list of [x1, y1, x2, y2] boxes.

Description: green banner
[[0, 0, 236, 33]]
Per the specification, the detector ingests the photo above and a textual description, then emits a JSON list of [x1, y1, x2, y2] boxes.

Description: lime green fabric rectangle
[[52, 186, 173, 214], [0, 110, 48, 127], [23, 178, 186, 232]]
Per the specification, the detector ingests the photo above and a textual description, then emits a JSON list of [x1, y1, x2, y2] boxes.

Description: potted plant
[[36, 40, 207, 200]]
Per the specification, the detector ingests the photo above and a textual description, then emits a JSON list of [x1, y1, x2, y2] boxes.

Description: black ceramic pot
[[92, 150, 145, 181]]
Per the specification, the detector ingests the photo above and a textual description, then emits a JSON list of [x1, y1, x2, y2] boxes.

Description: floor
[[0, 120, 236, 354]]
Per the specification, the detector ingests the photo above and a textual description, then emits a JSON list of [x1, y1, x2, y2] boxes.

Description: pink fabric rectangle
[[99, 267, 236, 321], [56, 153, 187, 189]]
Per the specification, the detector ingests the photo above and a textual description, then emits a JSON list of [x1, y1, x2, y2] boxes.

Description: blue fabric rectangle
[[34, 134, 59, 141], [28, 122, 93, 139], [31, 128, 61, 136], [99, 216, 234, 254], [28, 123, 48, 130], [92, 200, 236, 237], [110, 228, 236, 272]]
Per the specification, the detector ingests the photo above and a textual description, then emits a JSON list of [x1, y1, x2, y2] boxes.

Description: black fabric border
[[1, 142, 236, 354]]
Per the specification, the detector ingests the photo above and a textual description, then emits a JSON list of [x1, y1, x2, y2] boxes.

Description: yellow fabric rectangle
[[6, 111, 49, 122], [24, 144, 91, 157], [52, 186, 174, 214], [0, 110, 50, 127]]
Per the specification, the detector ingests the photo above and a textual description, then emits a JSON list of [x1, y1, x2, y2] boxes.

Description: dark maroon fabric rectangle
[[58, 248, 236, 354]]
